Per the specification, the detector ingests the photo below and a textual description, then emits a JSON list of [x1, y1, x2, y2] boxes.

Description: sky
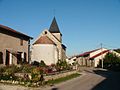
[[0, 0, 120, 56]]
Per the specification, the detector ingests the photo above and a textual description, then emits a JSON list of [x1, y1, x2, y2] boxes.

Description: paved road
[[43, 68, 120, 90], [92, 69, 120, 90], [0, 68, 120, 90]]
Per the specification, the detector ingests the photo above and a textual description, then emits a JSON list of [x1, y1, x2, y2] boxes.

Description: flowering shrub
[[19, 64, 34, 73], [0, 65, 18, 80], [4, 65, 18, 75], [31, 67, 44, 83], [0, 64, 45, 87], [56, 60, 70, 71]]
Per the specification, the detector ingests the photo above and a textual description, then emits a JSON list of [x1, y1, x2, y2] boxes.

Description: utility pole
[[100, 43, 103, 68]]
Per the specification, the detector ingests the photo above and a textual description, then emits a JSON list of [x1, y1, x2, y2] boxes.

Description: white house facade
[[68, 48, 110, 67], [89, 48, 109, 67]]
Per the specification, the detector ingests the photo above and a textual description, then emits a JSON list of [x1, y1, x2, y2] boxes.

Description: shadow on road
[[51, 87, 58, 90], [92, 69, 120, 90]]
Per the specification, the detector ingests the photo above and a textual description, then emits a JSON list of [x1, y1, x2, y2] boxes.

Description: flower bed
[[0, 65, 45, 87], [0, 62, 77, 87]]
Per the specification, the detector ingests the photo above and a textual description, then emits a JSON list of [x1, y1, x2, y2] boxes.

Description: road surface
[[43, 68, 120, 90]]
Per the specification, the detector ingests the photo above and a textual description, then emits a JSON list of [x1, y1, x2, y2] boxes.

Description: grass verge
[[46, 73, 80, 85]]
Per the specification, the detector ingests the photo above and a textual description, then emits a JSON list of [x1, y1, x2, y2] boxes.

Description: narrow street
[[43, 68, 120, 90]]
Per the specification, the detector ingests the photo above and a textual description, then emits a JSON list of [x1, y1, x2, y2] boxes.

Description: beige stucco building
[[0, 24, 33, 66], [31, 17, 67, 65]]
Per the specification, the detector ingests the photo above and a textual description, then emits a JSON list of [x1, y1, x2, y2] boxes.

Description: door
[[17, 52, 22, 64], [0, 52, 3, 64], [6, 50, 10, 65]]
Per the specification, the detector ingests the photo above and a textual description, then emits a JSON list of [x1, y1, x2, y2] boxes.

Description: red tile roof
[[90, 50, 109, 59], [69, 49, 110, 60], [33, 36, 56, 45], [77, 49, 100, 57], [0, 24, 33, 39]]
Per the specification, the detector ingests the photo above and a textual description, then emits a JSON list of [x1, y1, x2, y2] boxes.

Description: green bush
[[4, 65, 18, 75], [0, 64, 45, 86], [103, 53, 120, 71], [39, 60, 46, 67], [31, 67, 44, 83], [0, 65, 19, 81], [0, 67, 5, 73], [56, 60, 70, 71], [17, 64, 36, 73]]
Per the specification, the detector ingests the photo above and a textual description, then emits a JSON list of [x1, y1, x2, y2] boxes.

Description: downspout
[[28, 39, 30, 64]]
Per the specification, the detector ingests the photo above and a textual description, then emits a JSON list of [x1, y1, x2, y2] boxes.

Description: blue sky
[[0, 0, 120, 56]]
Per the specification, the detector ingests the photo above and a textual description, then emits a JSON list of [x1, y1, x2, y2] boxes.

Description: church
[[31, 17, 67, 65]]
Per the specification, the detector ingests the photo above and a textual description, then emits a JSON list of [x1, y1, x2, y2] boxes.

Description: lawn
[[46, 73, 80, 85]]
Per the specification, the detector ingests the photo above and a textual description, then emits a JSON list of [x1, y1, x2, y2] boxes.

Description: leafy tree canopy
[[103, 53, 120, 71]]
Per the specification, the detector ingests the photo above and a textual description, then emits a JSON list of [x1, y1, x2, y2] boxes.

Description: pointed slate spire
[[49, 17, 61, 33]]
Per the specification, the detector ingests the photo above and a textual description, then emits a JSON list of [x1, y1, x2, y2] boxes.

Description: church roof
[[49, 17, 61, 33], [33, 36, 55, 45]]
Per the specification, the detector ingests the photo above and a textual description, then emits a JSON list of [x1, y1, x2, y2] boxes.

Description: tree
[[31, 60, 46, 67], [39, 60, 46, 67], [31, 61, 40, 67], [103, 53, 120, 71], [56, 60, 69, 71]]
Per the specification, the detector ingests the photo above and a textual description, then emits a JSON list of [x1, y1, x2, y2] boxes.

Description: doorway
[[0, 52, 3, 64], [6, 50, 10, 65], [17, 52, 22, 64]]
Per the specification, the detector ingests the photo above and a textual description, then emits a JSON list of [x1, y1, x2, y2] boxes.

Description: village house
[[0, 24, 33, 66], [31, 17, 67, 65], [67, 48, 110, 67]]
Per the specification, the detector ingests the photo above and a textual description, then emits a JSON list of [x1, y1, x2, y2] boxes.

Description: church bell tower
[[49, 17, 62, 42]]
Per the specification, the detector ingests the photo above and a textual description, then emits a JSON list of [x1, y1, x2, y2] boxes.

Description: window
[[20, 39, 23, 46], [0, 52, 3, 64], [73, 59, 76, 61], [44, 31, 47, 34], [24, 52, 27, 63]]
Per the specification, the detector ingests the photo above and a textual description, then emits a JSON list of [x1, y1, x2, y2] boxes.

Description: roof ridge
[[90, 50, 109, 59], [0, 24, 33, 39]]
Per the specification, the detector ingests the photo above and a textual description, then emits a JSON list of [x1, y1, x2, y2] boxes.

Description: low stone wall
[[44, 70, 77, 81]]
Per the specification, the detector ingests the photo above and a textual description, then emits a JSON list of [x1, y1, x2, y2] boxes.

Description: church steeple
[[49, 17, 62, 42], [49, 17, 61, 33]]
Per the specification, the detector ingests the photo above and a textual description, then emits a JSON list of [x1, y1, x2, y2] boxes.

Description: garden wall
[[44, 70, 77, 81]]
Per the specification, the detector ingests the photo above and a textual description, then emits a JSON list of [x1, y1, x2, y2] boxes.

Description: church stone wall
[[31, 44, 58, 65]]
